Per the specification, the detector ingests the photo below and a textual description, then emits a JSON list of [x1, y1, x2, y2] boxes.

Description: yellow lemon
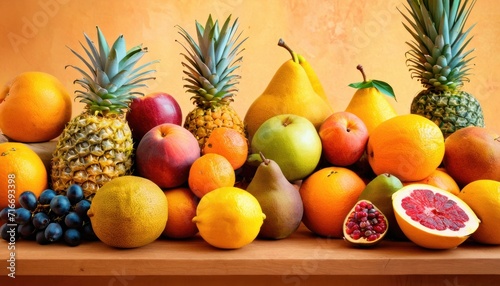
[[458, 180, 500, 245], [87, 176, 168, 248], [193, 187, 266, 249]]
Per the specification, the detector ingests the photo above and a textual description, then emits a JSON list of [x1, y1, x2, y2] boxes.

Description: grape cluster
[[0, 185, 97, 246]]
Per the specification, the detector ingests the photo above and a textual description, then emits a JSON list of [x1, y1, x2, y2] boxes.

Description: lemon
[[458, 180, 500, 245], [193, 186, 266, 249], [87, 176, 168, 248]]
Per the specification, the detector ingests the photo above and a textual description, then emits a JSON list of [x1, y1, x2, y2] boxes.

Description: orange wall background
[[1, 0, 499, 132]]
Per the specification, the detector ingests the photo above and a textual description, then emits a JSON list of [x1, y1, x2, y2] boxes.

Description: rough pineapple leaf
[[348, 80, 397, 101]]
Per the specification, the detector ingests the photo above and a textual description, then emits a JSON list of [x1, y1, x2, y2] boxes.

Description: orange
[[403, 168, 460, 196], [202, 127, 248, 170], [0, 71, 72, 143], [188, 153, 236, 198], [458, 180, 500, 245], [367, 114, 445, 182], [299, 166, 366, 238], [162, 187, 199, 239], [0, 142, 48, 209]]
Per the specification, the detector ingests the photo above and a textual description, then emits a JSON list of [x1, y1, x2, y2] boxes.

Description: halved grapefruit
[[392, 184, 480, 249]]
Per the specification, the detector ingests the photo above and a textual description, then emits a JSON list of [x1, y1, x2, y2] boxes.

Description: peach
[[319, 111, 369, 166], [136, 123, 200, 188]]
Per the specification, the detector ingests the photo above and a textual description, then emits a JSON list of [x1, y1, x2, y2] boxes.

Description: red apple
[[319, 111, 369, 166], [136, 123, 200, 188], [126, 92, 182, 142]]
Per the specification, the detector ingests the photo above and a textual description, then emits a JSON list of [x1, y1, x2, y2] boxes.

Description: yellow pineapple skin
[[184, 105, 246, 148], [51, 112, 134, 198]]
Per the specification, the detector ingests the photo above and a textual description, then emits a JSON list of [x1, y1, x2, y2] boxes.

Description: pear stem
[[278, 38, 298, 63], [357, 64, 367, 83], [259, 151, 270, 165]]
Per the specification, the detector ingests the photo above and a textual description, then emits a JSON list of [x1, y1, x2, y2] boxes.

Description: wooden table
[[1, 225, 499, 286], [1, 135, 499, 285]]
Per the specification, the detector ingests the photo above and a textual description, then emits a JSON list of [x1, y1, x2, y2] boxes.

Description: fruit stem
[[259, 151, 270, 165], [357, 64, 367, 83], [278, 38, 299, 63]]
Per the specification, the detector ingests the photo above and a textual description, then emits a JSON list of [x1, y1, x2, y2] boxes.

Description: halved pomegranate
[[343, 200, 388, 247], [392, 184, 480, 249]]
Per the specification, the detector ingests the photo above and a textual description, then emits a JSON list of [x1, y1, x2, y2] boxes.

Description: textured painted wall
[[1, 0, 499, 131]]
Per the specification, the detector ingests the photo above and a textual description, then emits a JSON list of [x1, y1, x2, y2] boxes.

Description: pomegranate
[[343, 200, 388, 247]]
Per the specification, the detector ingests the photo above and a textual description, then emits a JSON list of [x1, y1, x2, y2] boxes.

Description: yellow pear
[[297, 54, 328, 102], [244, 39, 333, 140], [345, 65, 398, 134]]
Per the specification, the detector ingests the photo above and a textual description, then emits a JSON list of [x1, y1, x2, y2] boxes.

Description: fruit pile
[[1, 1, 500, 252]]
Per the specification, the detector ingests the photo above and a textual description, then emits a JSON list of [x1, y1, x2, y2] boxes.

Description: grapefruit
[[392, 184, 480, 249], [87, 176, 168, 248]]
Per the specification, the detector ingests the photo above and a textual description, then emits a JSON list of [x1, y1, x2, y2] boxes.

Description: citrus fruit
[[162, 187, 199, 239], [367, 114, 445, 182], [443, 126, 500, 187], [0, 142, 48, 209], [392, 184, 480, 249], [0, 71, 72, 142], [188, 153, 236, 198], [202, 127, 249, 170], [87, 176, 168, 248], [458, 180, 500, 245], [299, 166, 366, 238], [403, 168, 460, 196], [192, 186, 266, 249]]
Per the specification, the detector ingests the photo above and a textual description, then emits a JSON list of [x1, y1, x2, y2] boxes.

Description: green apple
[[249, 114, 322, 181]]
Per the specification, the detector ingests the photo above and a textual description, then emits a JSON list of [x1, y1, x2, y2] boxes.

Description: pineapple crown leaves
[[348, 65, 397, 101], [400, 0, 476, 92], [66, 26, 159, 115], [176, 14, 248, 108]]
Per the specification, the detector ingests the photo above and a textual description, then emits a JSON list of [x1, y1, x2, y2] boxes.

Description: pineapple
[[51, 27, 157, 198], [401, 0, 484, 137], [177, 14, 247, 148]]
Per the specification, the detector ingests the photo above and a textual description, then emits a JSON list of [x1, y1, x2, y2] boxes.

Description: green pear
[[358, 173, 407, 240], [246, 152, 303, 239]]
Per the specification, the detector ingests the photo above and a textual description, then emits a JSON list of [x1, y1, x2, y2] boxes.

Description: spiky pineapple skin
[[411, 90, 484, 138], [184, 105, 245, 148], [51, 112, 134, 198]]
